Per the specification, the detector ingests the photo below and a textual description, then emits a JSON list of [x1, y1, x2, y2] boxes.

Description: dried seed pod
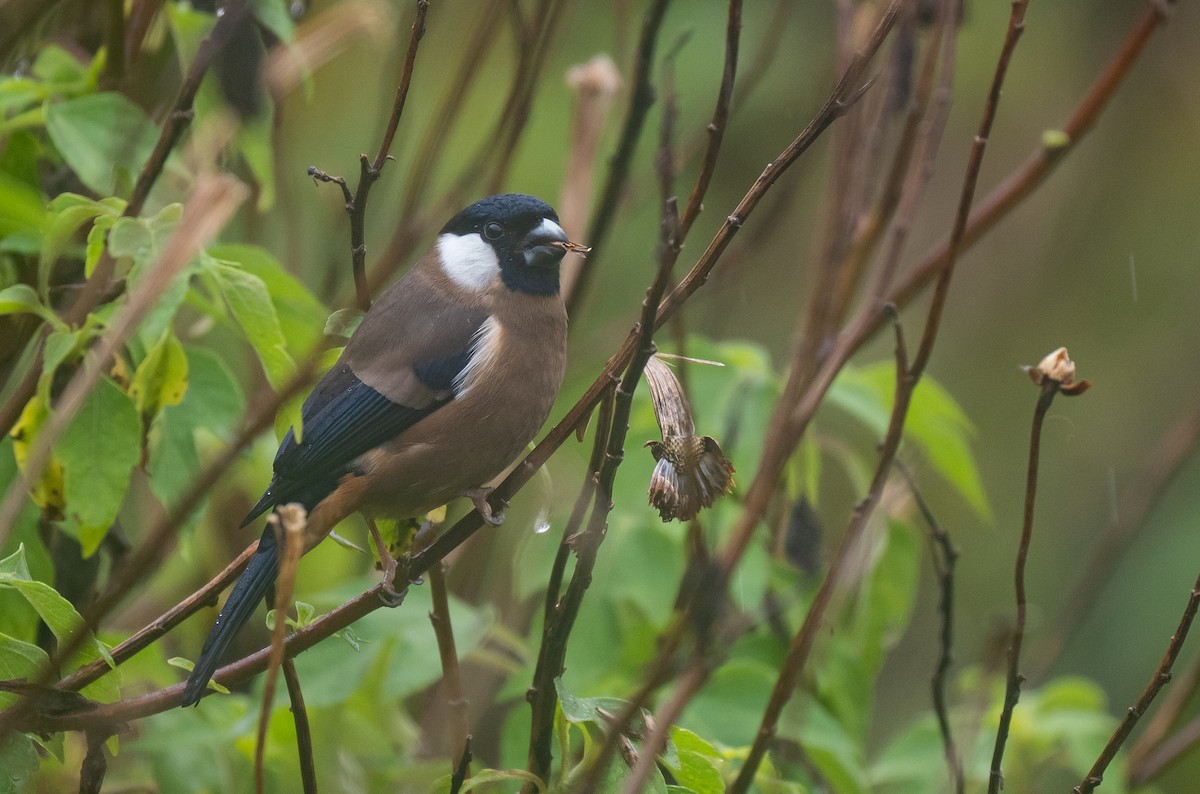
[[1023, 346, 1092, 395], [643, 356, 734, 522]]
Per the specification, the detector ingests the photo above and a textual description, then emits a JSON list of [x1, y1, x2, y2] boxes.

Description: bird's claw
[[377, 555, 408, 606], [466, 487, 506, 526]]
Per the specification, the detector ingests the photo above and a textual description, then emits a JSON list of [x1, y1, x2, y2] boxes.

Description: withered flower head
[[1023, 346, 1092, 395], [643, 356, 734, 522]]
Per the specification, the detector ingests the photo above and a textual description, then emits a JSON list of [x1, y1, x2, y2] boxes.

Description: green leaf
[[208, 260, 295, 388], [0, 284, 62, 328], [39, 194, 123, 296], [130, 328, 189, 417], [662, 727, 726, 794], [209, 244, 327, 358], [44, 93, 160, 197], [0, 546, 118, 703], [325, 307, 365, 340], [177, 346, 245, 434], [830, 363, 991, 519], [166, 658, 230, 694], [0, 632, 51, 709], [0, 732, 39, 794], [58, 378, 141, 556], [0, 172, 46, 238]]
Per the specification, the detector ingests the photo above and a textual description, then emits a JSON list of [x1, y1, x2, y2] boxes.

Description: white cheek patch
[[437, 232, 501, 292], [454, 316, 505, 396]]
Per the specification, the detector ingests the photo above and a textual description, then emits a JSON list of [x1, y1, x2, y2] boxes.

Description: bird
[[181, 193, 573, 707]]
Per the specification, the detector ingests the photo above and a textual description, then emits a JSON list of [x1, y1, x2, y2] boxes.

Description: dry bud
[[1023, 346, 1092, 395], [643, 356, 735, 521]]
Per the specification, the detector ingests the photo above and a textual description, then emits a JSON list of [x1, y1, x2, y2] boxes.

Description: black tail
[[181, 529, 279, 707]]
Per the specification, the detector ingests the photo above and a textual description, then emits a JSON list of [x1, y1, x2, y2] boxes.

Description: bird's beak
[[522, 218, 570, 269]]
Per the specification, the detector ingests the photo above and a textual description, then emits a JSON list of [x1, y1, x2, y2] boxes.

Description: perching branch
[[1073, 572, 1200, 793]]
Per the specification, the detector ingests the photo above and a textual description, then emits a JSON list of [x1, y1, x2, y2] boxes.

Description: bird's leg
[[365, 517, 406, 607], [465, 486, 506, 526]]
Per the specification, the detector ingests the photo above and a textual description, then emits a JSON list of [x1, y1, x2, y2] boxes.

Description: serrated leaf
[[130, 328, 189, 417], [44, 93, 160, 197], [209, 260, 295, 388], [0, 546, 118, 703], [58, 378, 140, 556], [209, 244, 326, 357]]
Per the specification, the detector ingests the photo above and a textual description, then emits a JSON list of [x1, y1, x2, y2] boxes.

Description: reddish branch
[[1073, 572, 1200, 793]]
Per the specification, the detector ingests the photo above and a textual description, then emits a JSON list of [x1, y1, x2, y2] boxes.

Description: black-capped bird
[[182, 194, 571, 706]]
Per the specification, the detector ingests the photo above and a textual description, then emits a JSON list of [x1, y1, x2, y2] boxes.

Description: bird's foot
[[466, 487, 506, 526], [365, 517, 407, 606], [378, 557, 408, 607]]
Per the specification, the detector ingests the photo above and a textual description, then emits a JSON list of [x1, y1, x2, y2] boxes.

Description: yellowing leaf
[[10, 396, 64, 512], [130, 328, 189, 417]]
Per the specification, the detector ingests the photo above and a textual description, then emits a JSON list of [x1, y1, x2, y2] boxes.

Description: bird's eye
[[482, 222, 504, 240]]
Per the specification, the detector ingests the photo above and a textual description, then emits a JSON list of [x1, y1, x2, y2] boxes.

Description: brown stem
[[346, 0, 431, 311], [57, 542, 259, 692], [987, 378, 1059, 794], [1029, 398, 1200, 677], [677, 0, 741, 239], [526, 388, 614, 782], [428, 562, 471, 778], [282, 659, 317, 794], [255, 507, 305, 794], [562, 0, 672, 316], [1073, 571, 1200, 793], [896, 460, 964, 794]]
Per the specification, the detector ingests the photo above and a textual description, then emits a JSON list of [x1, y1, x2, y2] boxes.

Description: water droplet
[[533, 511, 551, 535]]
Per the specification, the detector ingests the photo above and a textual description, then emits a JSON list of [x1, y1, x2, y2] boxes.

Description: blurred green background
[[4, 0, 1200, 790]]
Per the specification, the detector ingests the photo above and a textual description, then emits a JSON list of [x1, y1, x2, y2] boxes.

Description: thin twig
[[1126, 652, 1200, 774], [1128, 709, 1200, 786], [429, 562, 471, 778], [620, 663, 705, 794], [677, 0, 741, 239], [346, 0, 430, 310], [1029, 399, 1200, 677], [526, 388, 614, 782], [729, 310, 915, 793], [987, 378, 1059, 794], [448, 735, 473, 794], [562, 0, 672, 315], [57, 542, 260, 692], [1073, 571, 1200, 793], [896, 460, 963, 794], [255, 506, 306, 794], [282, 659, 317, 794]]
